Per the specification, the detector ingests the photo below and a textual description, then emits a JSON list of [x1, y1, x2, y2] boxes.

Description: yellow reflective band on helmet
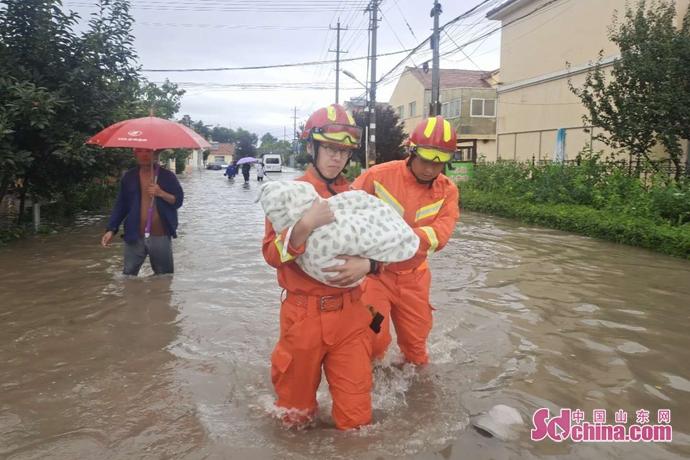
[[443, 119, 452, 142], [423, 117, 437, 138], [416, 147, 451, 162], [419, 226, 439, 255], [374, 181, 404, 216], [312, 132, 359, 146], [274, 235, 295, 263], [415, 199, 445, 222], [327, 105, 337, 121]]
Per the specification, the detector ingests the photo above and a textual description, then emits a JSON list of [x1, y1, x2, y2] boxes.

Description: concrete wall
[[491, 0, 690, 162]]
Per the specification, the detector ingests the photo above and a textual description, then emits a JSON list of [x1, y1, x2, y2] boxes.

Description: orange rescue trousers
[[270, 288, 373, 430], [362, 263, 433, 365]]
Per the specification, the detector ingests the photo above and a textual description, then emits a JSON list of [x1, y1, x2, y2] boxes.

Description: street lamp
[[341, 69, 367, 89], [341, 69, 370, 170]]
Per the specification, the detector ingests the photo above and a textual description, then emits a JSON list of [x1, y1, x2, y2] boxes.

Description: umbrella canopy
[[86, 116, 211, 150], [236, 157, 258, 165]]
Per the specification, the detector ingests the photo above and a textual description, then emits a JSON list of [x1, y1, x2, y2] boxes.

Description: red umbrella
[[86, 116, 211, 150]]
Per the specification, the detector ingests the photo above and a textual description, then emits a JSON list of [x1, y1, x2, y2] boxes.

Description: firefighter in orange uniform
[[262, 104, 375, 430], [352, 115, 460, 365]]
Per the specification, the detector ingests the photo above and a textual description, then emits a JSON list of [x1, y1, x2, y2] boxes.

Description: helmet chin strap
[[311, 140, 343, 196]]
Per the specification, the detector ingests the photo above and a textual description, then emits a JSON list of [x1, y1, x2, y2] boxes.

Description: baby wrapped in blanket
[[258, 180, 420, 287]]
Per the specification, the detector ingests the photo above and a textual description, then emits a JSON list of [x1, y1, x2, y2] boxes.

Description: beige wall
[[388, 71, 426, 134], [496, 0, 689, 82], [477, 139, 497, 161], [493, 0, 690, 162]]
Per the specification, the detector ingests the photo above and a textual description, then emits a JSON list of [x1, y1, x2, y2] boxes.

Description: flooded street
[[1, 168, 690, 459]]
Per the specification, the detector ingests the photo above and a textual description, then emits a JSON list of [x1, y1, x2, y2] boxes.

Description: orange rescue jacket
[[351, 159, 460, 272]]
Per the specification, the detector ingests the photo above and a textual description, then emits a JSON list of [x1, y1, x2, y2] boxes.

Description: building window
[[441, 99, 460, 118], [408, 101, 417, 118], [213, 155, 225, 163], [397, 105, 405, 119], [471, 98, 496, 117]]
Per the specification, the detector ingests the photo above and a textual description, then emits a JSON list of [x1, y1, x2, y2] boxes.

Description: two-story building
[[487, 0, 689, 162], [206, 142, 235, 166], [388, 67, 498, 161]]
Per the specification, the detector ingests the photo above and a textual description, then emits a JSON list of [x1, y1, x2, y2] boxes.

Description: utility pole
[[366, 0, 379, 168], [329, 19, 348, 104], [430, 0, 442, 116], [291, 106, 298, 156]]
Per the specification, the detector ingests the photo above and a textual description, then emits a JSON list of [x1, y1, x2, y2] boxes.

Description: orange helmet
[[409, 115, 457, 162], [301, 104, 361, 148]]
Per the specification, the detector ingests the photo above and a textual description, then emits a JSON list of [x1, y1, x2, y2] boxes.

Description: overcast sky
[[63, 0, 503, 140]]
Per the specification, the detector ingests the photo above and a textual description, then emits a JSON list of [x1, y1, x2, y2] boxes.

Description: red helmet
[[301, 104, 362, 148], [409, 115, 457, 162]]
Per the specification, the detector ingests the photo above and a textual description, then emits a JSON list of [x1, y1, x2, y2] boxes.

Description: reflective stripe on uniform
[[419, 226, 439, 255], [373, 181, 404, 216], [274, 234, 295, 263], [415, 198, 445, 222]]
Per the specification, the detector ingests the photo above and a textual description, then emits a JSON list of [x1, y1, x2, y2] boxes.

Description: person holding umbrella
[[101, 148, 184, 275], [88, 115, 209, 275]]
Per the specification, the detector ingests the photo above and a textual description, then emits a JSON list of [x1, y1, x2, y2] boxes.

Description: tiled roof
[[406, 67, 494, 89], [211, 143, 235, 155]]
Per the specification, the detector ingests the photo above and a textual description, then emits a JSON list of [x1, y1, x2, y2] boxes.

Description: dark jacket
[[106, 167, 184, 243]]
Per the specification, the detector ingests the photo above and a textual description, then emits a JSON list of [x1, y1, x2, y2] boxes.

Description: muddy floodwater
[[1, 168, 689, 459]]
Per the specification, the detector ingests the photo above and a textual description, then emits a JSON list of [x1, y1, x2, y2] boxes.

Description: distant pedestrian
[[224, 163, 237, 179], [241, 163, 251, 183], [256, 162, 265, 182]]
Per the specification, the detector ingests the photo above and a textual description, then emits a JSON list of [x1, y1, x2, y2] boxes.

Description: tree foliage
[[0, 0, 184, 222], [351, 105, 406, 166], [257, 132, 291, 159], [233, 128, 258, 159]]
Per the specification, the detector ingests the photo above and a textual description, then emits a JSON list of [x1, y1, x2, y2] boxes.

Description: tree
[[211, 126, 235, 143], [351, 105, 406, 166], [257, 132, 291, 159], [0, 0, 185, 222], [132, 79, 185, 119], [260, 132, 278, 146], [233, 128, 258, 159], [570, 0, 690, 179]]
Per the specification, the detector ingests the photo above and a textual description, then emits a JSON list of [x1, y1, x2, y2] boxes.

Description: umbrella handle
[[144, 162, 160, 239]]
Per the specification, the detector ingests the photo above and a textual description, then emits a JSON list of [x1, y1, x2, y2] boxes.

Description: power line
[[142, 48, 410, 72], [65, 1, 367, 13], [375, 0, 501, 85], [377, 0, 566, 87], [392, 0, 418, 41], [443, 29, 482, 70], [137, 22, 368, 30]]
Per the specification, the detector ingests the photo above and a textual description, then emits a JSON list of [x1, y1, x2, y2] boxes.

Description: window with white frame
[[397, 105, 405, 119], [471, 98, 496, 117], [408, 101, 417, 118]]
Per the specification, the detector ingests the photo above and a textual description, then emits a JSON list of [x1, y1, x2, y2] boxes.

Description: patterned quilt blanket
[[258, 180, 419, 287]]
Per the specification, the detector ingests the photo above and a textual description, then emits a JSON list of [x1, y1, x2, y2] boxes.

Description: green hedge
[[460, 187, 690, 260]]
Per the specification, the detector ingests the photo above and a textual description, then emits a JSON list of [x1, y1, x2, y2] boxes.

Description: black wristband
[[368, 259, 379, 275]]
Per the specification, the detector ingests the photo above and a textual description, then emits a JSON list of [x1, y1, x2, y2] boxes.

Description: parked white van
[[262, 154, 282, 172]]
